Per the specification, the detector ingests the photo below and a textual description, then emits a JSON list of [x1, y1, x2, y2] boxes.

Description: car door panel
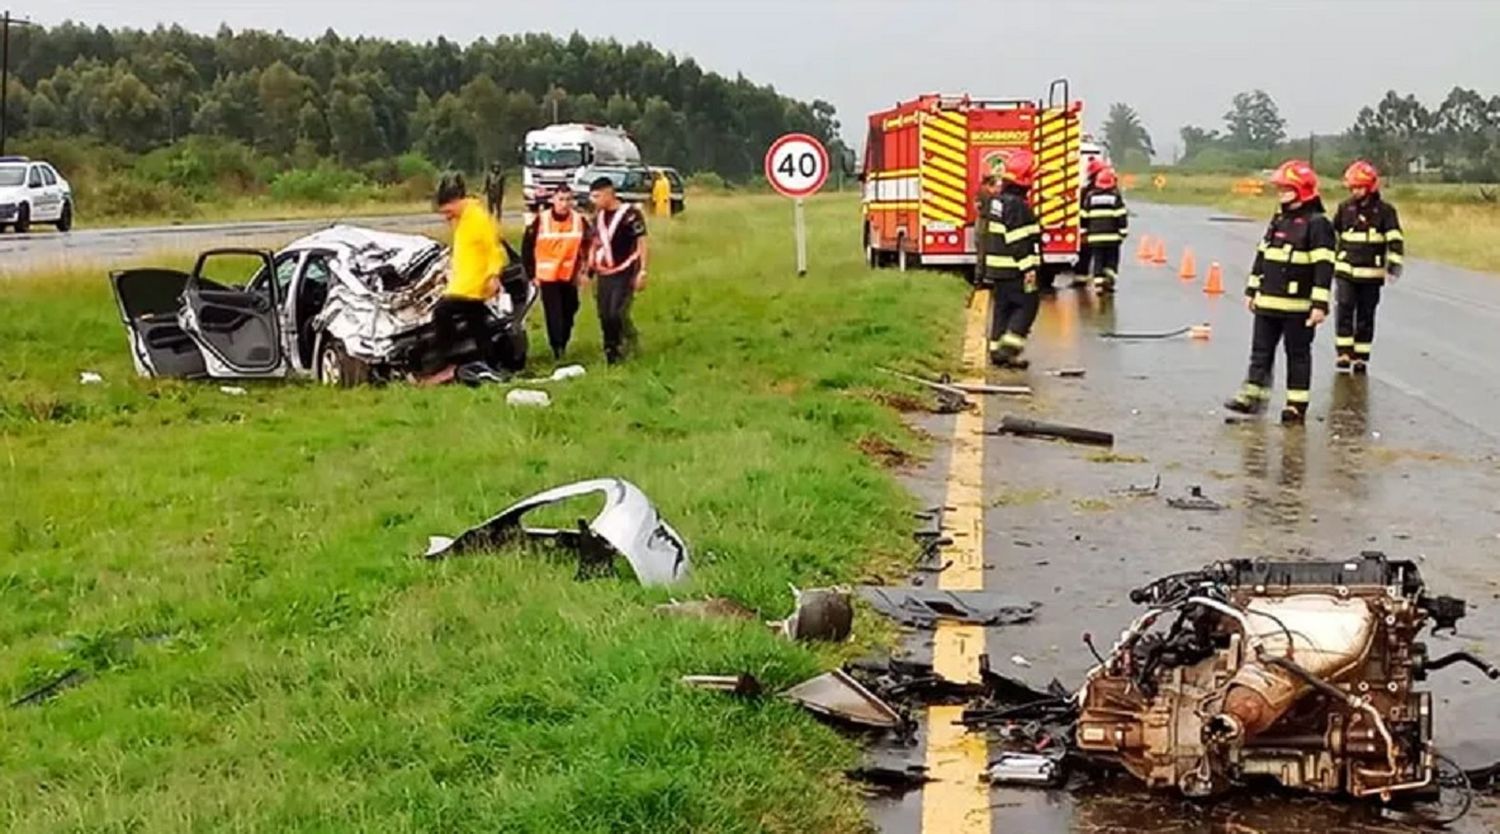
[[180, 249, 288, 377], [110, 268, 209, 379]]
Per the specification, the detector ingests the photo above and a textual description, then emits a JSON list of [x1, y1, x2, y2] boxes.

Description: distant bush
[[134, 137, 268, 198], [82, 177, 198, 220], [686, 171, 728, 192], [269, 166, 375, 203]]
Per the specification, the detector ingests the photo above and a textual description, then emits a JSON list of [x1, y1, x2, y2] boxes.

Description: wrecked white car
[[110, 225, 535, 387]]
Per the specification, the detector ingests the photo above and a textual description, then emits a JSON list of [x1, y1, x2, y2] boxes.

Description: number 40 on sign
[[764, 133, 830, 276]]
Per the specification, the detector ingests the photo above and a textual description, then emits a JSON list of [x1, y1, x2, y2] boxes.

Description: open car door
[[110, 267, 209, 379], [179, 249, 289, 378]]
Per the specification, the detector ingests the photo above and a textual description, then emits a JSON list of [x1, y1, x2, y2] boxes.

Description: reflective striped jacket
[[1246, 199, 1336, 317], [1080, 187, 1129, 245], [979, 184, 1041, 284], [1333, 194, 1403, 283]]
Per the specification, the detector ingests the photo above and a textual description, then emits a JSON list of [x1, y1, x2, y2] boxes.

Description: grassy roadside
[[1133, 173, 1500, 274], [0, 194, 963, 832]]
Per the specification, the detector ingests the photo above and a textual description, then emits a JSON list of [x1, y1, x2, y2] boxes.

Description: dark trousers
[[1089, 244, 1121, 284], [595, 269, 638, 363], [539, 281, 580, 357], [1334, 278, 1381, 360], [988, 279, 1039, 358], [434, 297, 496, 367], [1075, 246, 1093, 277], [1244, 313, 1313, 407]]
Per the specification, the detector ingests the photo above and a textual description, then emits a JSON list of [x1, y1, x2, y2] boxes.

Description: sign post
[[764, 133, 830, 277]]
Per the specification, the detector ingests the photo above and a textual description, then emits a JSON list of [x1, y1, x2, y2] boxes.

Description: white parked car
[[0, 155, 73, 233]]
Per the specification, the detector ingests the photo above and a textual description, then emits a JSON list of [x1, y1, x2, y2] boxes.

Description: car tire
[[317, 336, 372, 388], [14, 204, 29, 234], [55, 201, 73, 232]]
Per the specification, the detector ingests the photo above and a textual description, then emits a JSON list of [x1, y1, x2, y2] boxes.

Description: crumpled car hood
[[423, 478, 692, 586]]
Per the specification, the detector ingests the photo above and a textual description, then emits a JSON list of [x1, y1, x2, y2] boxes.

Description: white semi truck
[[521, 124, 641, 208]]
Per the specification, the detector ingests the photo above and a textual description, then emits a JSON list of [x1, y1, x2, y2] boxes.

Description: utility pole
[[1, 11, 36, 157], [1308, 132, 1315, 169]]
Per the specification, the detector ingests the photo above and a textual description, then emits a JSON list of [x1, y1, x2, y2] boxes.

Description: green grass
[[0, 194, 964, 832], [1134, 173, 1500, 274]]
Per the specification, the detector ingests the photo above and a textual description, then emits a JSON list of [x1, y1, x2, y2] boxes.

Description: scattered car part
[[9, 668, 88, 708], [423, 478, 691, 586], [991, 415, 1114, 447], [1099, 325, 1193, 340], [218, 385, 247, 396], [655, 598, 758, 622], [78, 371, 102, 385], [845, 764, 933, 797], [1075, 552, 1488, 810], [457, 362, 509, 387], [1165, 484, 1225, 511], [680, 674, 763, 697], [783, 668, 904, 730], [549, 364, 586, 381], [1112, 474, 1161, 497], [505, 388, 551, 406], [773, 587, 854, 642], [931, 388, 970, 414], [1045, 367, 1086, 378], [880, 367, 1030, 397], [860, 587, 1037, 629], [989, 752, 1063, 786]]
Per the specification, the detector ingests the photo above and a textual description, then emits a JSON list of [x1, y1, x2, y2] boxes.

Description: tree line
[[0, 22, 844, 179]]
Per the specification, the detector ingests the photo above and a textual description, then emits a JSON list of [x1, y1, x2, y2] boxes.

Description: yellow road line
[[920, 293, 990, 834]]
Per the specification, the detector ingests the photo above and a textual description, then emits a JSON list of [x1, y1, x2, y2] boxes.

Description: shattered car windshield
[[0, 166, 25, 187], [525, 146, 585, 169]]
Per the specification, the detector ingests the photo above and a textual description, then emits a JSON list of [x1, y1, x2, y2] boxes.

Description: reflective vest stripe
[[1340, 229, 1386, 243], [1336, 263, 1387, 279], [985, 254, 1040, 271], [1252, 294, 1312, 312], [987, 222, 1039, 243]]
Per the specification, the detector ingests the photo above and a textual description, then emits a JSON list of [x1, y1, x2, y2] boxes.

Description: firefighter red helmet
[[1087, 156, 1108, 177], [1270, 159, 1319, 203], [1095, 168, 1119, 190], [1344, 160, 1380, 191], [1002, 149, 1039, 188]]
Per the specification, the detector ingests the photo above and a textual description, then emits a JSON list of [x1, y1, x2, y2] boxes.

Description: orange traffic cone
[[1152, 239, 1168, 265], [1204, 261, 1225, 295], [1135, 234, 1153, 262], [1178, 248, 1197, 280]]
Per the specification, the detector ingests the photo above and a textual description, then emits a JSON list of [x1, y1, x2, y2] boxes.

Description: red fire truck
[[861, 79, 1085, 275]]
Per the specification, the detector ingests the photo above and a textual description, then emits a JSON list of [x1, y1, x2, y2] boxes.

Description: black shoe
[[551, 345, 565, 360], [1351, 359, 1368, 375], [1280, 405, 1307, 425], [999, 356, 1030, 370], [1335, 354, 1352, 372], [1224, 396, 1266, 415], [1070, 277, 1090, 288]]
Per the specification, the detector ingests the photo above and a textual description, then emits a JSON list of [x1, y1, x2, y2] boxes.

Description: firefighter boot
[[1352, 359, 1369, 375], [1224, 385, 1268, 415], [1280, 402, 1308, 425], [1093, 274, 1116, 294], [995, 347, 1030, 370], [1335, 354, 1352, 372]]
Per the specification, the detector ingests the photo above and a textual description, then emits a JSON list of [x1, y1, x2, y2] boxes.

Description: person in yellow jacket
[[651, 172, 672, 218], [432, 173, 506, 376]]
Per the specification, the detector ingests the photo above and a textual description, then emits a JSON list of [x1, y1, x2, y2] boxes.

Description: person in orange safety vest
[[521, 187, 594, 359]]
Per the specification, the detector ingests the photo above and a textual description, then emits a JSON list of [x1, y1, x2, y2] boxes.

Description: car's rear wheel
[[55, 201, 73, 232], [14, 205, 30, 234], [317, 336, 372, 388]]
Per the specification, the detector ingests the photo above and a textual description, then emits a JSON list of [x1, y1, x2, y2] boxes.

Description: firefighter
[[1080, 166, 1128, 293], [1224, 160, 1336, 424], [1073, 156, 1108, 284], [521, 187, 593, 359], [1332, 160, 1403, 373], [980, 150, 1043, 369], [971, 174, 999, 286]]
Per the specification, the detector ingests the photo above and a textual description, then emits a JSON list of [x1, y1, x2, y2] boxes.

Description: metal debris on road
[[991, 414, 1114, 447], [879, 367, 1031, 397], [422, 478, 691, 586], [1099, 325, 1192, 340], [1045, 367, 1086, 378], [1009, 654, 1032, 668], [1165, 484, 1226, 511], [859, 587, 1037, 629], [680, 674, 763, 697], [772, 586, 854, 642], [783, 668, 904, 730], [1112, 474, 1161, 497], [989, 752, 1063, 786]]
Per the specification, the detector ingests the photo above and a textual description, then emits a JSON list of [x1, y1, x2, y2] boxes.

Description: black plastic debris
[[991, 415, 1114, 448], [1166, 485, 1226, 511], [1099, 325, 1192, 340], [783, 669, 904, 730], [859, 587, 1038, 629], [845, 764, 933, 797]]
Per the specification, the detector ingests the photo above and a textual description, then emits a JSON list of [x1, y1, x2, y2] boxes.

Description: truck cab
[[521, 124, 641, 208]]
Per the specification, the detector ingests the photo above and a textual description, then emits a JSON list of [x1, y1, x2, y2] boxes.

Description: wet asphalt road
[[877, 200, 1500, 833], [0, 213, 455, 278]]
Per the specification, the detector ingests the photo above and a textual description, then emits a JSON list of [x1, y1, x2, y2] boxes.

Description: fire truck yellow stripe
[[936, 110, 967, 129], [925, 141, 967, 167], [926, 117, 967, 143], [924, 178, 967, 205], [926, 153, 967, 180], [923, 190, 967, 216], [924, 166, 967, 193], [923, 127, 968, 155], [869, 167, 920, 180]]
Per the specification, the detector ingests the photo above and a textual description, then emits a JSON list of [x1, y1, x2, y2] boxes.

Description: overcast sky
[[37, 0, 1500, 158]]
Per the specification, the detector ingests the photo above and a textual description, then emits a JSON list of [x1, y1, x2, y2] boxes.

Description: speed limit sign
[[765, 133, 830, 276], [764, 133, 830, 198]]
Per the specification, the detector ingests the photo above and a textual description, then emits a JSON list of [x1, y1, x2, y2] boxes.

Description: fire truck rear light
[[1041, 232, 1052, 243]]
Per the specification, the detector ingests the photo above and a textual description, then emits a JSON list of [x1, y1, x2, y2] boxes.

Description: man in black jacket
[[1333, 160, 1404, 373], [1079, 166, 1128, 293], [978, 150, 1043, 369], [1225, 160, 1336, 424]]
